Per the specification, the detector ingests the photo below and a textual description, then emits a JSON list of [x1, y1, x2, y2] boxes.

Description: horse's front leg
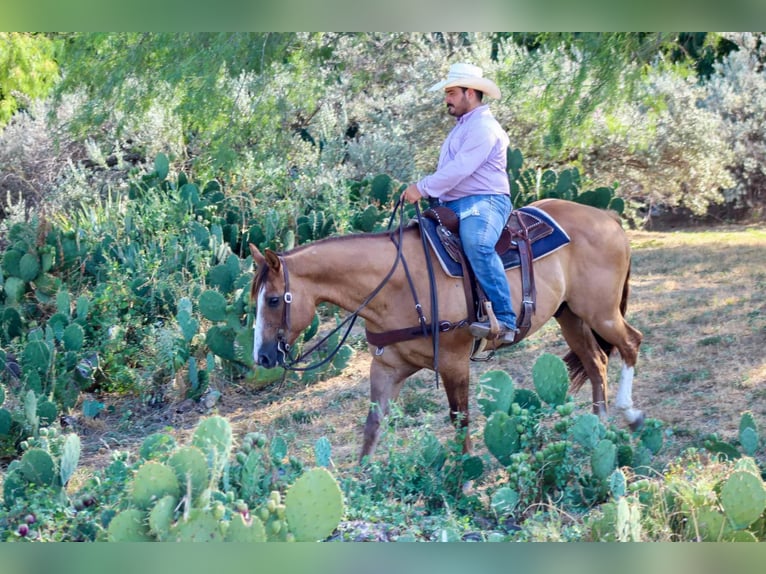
[[360, 357, 418, 462], [440, 360, 472, 454]]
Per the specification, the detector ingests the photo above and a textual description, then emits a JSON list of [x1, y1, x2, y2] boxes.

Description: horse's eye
[[267, 296, 281, 308]]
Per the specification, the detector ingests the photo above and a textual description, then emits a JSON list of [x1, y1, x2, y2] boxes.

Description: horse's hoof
[[628, 411, 646, 432]]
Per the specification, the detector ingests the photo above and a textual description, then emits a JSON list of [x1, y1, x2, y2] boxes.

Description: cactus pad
[[284, 467, 344, 542], [168, 445, 210, 499], [225, 513, 267, 542], [591, 439, 617, 480], [199, 290, 228, 321], [19, 253, 41, 282], [192, 415, 233, 475], [720, 470, 766, 530], [108, 509, 153, 541], [139, 432, 177, 461], [59, 433, 81, 487], [148, 494, 178, 540], [532, 353, 569, 406], [314, 436, 332, 468], [22, 339, 51, 373], [639, 418, 664, 455], [490, 487, 520, 516], [131, 461, 181, 510], [0, 407, 10, 436], [62, 323, 85, 351], [170, 509, 223, 542], [483, 411, 520, 466], [477, 370, 515, 417], [20, 447, 58, 487], [571, 413, 605, 450]]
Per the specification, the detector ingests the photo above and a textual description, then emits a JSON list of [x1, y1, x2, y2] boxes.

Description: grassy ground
[[71, 224, 766, 480]]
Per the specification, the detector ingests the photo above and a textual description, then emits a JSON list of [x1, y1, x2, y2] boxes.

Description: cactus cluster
[[507, 148, 625, 215], [481, 353, 664, 513], [2, 427, 81, 508], [703, 411, 761, 461], [106, 415, 344, 542]]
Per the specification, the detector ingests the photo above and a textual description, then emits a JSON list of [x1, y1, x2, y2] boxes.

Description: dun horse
[[249, 199, 644, 461]]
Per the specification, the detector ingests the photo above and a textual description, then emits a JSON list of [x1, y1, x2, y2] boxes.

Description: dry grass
[[73, 224, 766, 477]]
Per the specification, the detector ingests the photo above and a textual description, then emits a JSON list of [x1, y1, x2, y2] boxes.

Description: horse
[[249, 198, 644, 462]]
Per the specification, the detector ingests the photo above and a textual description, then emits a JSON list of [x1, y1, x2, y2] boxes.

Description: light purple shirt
[[416, 104, 510, 201]]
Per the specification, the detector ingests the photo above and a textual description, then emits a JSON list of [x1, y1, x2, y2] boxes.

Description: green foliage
[[0, 33, 59, 126], [508, 148, 623, 214]]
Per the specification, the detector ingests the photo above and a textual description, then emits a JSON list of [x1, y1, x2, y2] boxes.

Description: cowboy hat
[[428, 63, 501, 100]]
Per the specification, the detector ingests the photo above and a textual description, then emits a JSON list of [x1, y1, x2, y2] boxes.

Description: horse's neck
[[290, 232, 405, 311]]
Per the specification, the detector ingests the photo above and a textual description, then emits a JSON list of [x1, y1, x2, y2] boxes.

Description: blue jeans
[[443, 194, 517, 330]]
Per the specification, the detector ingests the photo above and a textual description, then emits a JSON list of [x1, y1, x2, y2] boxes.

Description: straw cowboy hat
[[428, 63, 501, 100]]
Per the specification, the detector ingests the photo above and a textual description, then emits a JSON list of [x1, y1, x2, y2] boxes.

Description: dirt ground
[[70, 224, 766, 477]]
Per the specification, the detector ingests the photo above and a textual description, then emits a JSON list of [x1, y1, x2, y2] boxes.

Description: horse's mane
[[278, 228, 412, 256]]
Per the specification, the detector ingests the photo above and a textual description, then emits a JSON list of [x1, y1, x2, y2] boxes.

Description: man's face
[[445, 87, 470, 118]]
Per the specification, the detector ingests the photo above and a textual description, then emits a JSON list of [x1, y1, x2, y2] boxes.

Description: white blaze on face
[[253, 285, 266, 362]]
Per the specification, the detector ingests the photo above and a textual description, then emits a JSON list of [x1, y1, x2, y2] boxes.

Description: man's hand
[[401, 183, 424, 204]]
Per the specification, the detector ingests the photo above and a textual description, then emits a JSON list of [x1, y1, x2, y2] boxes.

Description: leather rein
[[271, 197, 451, 378]]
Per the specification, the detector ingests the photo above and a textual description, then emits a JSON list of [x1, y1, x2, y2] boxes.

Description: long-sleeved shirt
[[416, 104, 510, 201]]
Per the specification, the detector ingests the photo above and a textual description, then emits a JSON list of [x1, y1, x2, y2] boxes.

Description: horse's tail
[[563, 259, 632, 392]]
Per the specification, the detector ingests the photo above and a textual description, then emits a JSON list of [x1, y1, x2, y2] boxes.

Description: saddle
[[421, 204, 569, 346], [364, 204, 570, 358]]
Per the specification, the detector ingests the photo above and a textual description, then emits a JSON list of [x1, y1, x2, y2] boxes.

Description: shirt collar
[[456, 104, 488, 125]]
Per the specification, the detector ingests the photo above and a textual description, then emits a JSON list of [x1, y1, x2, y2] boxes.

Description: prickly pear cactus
[[139, 432, 177, 461], [720, 470, 766, 530], [477, 370, 515, 417], [483, 411, 521, 466], [148, 494, 177, 540], [739, 412, 759, 456], [198, 290, 228, 322], [609, 469, 627, 498], [591, 439, 617, 480], [314, 437, 332, 468], [167, 445, 210, 500], [284, 468, 344, 542], [639, 418, 664, 455], [532, 353, 569, 407], [225, 512, 267, 542], [192, 415, 233, 477], [131, 461, 181, 510], [170, 509, 223, 542], [108, 508, 153, 541], [571, 413, 605, 450], [59, 433, 81, 487], [176, 297, 199, 343], [0, 407, 10, 436], [19, 447, 58, 487]]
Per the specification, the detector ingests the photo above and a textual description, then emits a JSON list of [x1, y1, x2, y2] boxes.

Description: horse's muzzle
[[255, 340, 282, 369]]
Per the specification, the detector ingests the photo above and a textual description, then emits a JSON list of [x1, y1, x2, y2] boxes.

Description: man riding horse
[[401, 63, 518, 344]]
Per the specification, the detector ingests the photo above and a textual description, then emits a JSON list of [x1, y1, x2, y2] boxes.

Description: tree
[[0, 32, 59, 127]]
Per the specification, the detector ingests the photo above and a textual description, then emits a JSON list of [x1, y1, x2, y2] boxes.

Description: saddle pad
[[418, 206, 571, 279]]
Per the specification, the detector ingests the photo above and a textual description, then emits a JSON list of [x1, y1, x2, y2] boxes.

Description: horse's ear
[[249, 243, 265, 267], [264, 248, 281, 272]]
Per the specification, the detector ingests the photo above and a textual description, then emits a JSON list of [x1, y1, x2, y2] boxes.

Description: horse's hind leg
[[592, 317, 644, 430], [360, 357, 418, 462], [555, 305, 611, 419]]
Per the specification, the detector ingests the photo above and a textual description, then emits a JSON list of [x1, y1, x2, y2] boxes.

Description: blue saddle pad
[[418, 206, 571, 278]]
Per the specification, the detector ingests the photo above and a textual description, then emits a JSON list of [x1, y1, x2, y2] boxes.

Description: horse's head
[[249, 243, 316, 368]]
